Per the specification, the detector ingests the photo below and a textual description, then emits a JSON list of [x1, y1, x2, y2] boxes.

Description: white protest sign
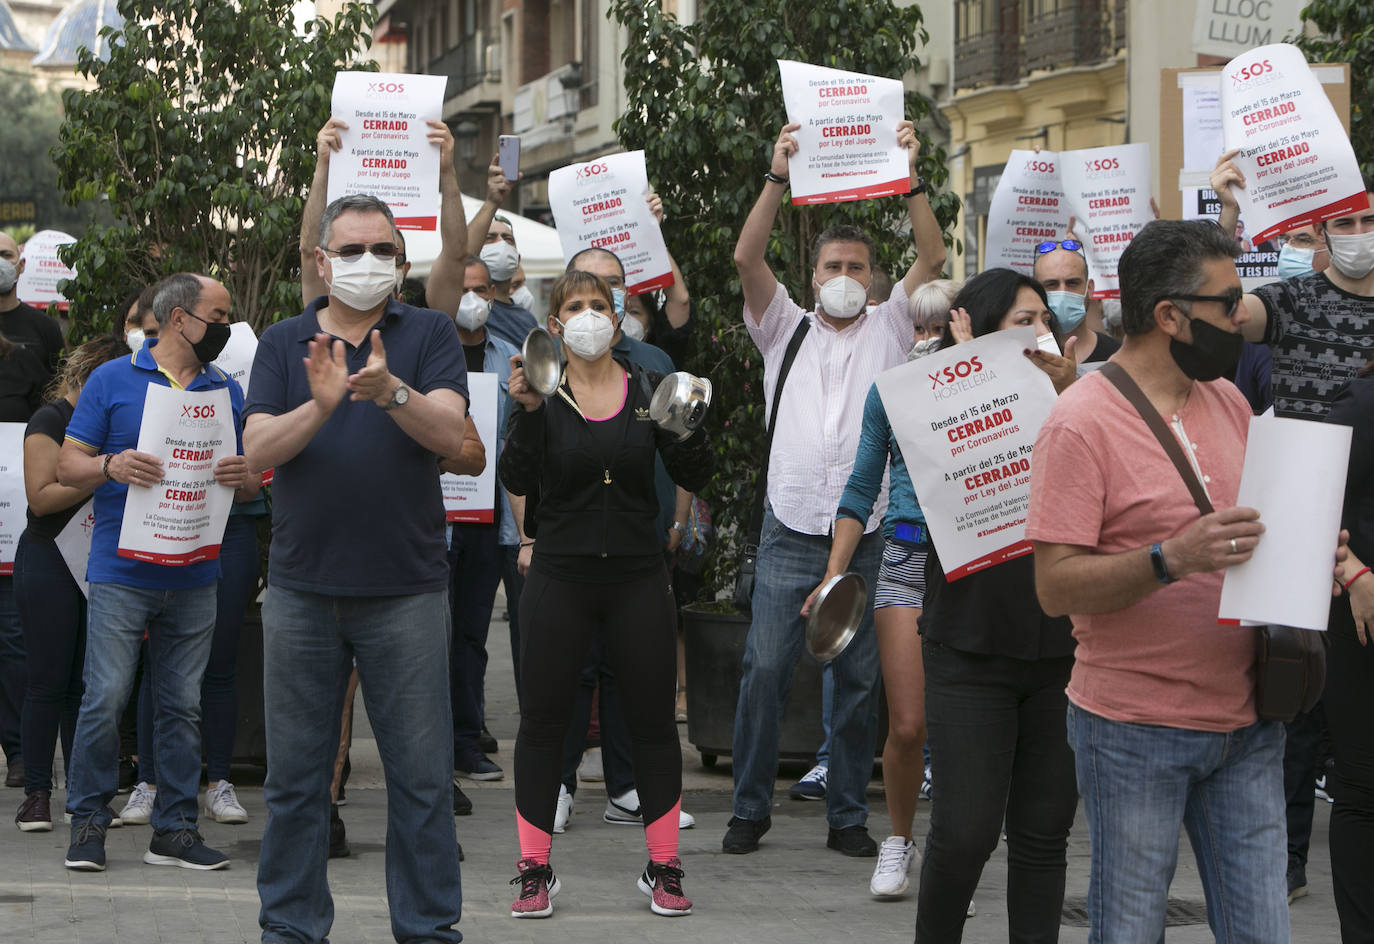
[[55, 499, 94, 597], [548, 151, 675, 294], [441, 372, 499, 524], [1219, 413, 1350, 631], [1058, 143, 1155, 298], [1221, 44, 1369, 241], [1193, 0, 1305, 60], [777, 60, 909, 205], [876, 327, 1058, 581], [0, 424, 26, 575], [116, 386, 235, 566], [211, 322, 258, 398], [16, 230, 77, 311], [326, 72, 448, 231], [984, 150, 1072, 275]]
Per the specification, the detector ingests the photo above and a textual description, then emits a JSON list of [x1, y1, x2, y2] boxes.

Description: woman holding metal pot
[[498, 269, 711, 920]]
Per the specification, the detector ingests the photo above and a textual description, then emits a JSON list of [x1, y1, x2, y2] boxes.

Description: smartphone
[[498, 135, 520, 181]]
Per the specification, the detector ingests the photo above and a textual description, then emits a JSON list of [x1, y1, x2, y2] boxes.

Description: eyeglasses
[[1035, 239, 1083, 255], [1168, 287, 1244, 319], [322, 243, 403, 264]]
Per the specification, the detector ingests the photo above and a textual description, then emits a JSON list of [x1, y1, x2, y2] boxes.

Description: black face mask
[[1169, 312, 1243, 382], [182, 311, 231, 364]]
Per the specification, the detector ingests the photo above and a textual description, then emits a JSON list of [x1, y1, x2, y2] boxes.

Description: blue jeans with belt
[[731, 505, 882, 829]]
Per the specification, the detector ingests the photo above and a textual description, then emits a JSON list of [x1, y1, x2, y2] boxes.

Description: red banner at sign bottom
[[117, 545, 222, 566], [944, 540, 1034, 582]]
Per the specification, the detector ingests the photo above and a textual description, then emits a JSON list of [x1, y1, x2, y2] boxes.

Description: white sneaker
[[554, 784, 573, 834], [602, 789, 696, 828], [205, 781, 248, 824], [578, 747, 604, 783], [119, 782, 155, 826], [967, 899, 977, 918], [869, 835, 916, 897]]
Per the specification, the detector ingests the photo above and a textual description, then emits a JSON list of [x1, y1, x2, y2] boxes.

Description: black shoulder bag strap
[[1099, 361, 1212, 514]]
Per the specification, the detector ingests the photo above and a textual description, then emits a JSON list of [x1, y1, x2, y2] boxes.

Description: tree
[[1296, 2, 1374, 179], [51, 0, 378, 340], [0, 75, 94, 237], [610, 0, 960, 598]]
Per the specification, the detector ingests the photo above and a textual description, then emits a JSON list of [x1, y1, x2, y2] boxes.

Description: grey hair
[[150, 273, 204, 328], [909, 278, 961, 332], [318, 194, 397, 249], [1118, 220, 1240, 336]]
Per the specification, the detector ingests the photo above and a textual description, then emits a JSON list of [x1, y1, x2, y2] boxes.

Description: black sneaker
[[116, 756, 138, 793], [16, 790, 53, 832], [827, 824, 878, 857], [455, 755, 504, 781], [65, 818, 107, 871], [144, 824, 229, 870], [1287, 863, 1309, 904], [478, 725, 499, 755], [329, 804, 350, 859], [722, 815, 771, 854], [4, 759, 24, 788], [453, 782, 473, 816]]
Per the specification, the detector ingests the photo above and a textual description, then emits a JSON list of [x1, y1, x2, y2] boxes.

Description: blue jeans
[[448, 523, 503, 767], [732, 506, 882, 828], [257, 586, 461, 944], [67, 582, 217, 831], [1066, 703, 1289, 944], [0, 574, 24, 764]]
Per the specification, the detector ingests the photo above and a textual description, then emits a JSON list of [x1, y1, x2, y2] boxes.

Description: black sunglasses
[[1167, 287, 1244, 318], [323, 242, 403, 264], [1035, 239, 1084, 254]]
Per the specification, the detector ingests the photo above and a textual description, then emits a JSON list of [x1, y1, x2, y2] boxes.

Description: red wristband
[[1343, 566, 1371, 592]]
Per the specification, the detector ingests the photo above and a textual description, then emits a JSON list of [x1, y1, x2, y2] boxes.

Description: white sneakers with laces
[[119, 782, 155, 826], [554, 784, 573, 833], [870, 835, 917, 897], [204, 781, 248, 824]]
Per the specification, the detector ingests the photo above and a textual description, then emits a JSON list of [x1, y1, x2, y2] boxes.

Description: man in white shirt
[[724, 119, 945, 857]]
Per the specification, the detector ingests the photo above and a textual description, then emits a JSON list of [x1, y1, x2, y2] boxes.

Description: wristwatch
[[1149, 542, 1176, 585], [670, 521, 686, 534], [380, 382, 410, 411], [763, 171, 789, 185], [910, 176, 928, 196]]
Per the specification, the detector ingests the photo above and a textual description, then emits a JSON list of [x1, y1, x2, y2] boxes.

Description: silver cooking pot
[[520, 328, 562, 397], [649, 371, 712, 441]]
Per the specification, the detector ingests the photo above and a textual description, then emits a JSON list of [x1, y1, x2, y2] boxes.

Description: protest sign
[[548, 151, 675, 294], [0, 424, 25, 575], [1193, 0, 1304, 60], [1058, 143, 1155, 298], [777, 60, 909, 205], [55, 499, 94, 597], [876, 327, 1058, 580], [116, 386, 235, 566], [326, 72, 448, 231], [1219, 413, 1350, 631], [1220, 43, 1369, 241], [983, 150, 1073, 275], [211, 322, 258, 399], [1182, 186, 1279, 283], [16, 230, 76, 311], [441, 373, 499, 523]]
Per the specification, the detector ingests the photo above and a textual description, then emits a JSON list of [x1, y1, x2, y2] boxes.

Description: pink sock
[[516, 811, 552, 864], [644, 799, 681, 863]]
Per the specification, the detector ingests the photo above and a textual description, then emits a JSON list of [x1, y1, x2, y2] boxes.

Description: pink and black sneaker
[[509, 857, 559, 918], [637, 857, 693, 916]]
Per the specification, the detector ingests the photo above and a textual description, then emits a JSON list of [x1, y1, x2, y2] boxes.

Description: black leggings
[[515, 562, 679, 834], [1326, 598, 1374, 942]]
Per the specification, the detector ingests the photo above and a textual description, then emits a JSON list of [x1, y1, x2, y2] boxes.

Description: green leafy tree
[[610, 0, 959, 598], [52, 0, 378, 340], [1296, 2, 1374, 178], [0, 75, 94, 237]]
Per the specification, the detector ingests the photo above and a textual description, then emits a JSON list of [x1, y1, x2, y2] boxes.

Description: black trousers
[[1326, 598, 1374, 942], [916, 640, 1077, 944]]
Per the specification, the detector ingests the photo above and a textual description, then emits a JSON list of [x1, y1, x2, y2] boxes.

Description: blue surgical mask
[[1046, 290, 1087, 334], [1277, 243, 1316, 280], [612, 287, 626, 322]]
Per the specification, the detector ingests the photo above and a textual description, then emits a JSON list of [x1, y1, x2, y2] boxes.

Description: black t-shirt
[[0, 302, 64, 376], [462, 341, 486, 376], [0, 345, 49, 421], [1081, 330, 1120, 364], [1254, 272, 1374, 419], [23, 399, 85, 541]]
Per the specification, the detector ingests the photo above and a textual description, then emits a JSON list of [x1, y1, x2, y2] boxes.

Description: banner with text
[[777, 59, 909, 205], [441, 373, 499, 523], [1181, 186, 1279, 282], [1221, 43, 1369, 241], [1058, 142, 1155, 298], [327, 72, 447, 231], [983, 150, 1073, 275], [116, 386, 235, 566], [876, 328, 1058, 581], [0, 424, 25, 575], [548, 151, 675, 294], [1193, 0, 1304, 60]]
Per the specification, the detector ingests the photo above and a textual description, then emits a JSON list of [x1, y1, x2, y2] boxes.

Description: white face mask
[[394, 268, 406, 294], [481, 242, 519, 282], [1326, 230, 1374, 280], [511, 285, 535, 311], [328, 252, 398, 311], [0, 259, 17, 295], [455, 291, 491, 332], [815, 275, 868, 319], [559, 309, 615, 361], [621, 314, 646, 341], [125, 328, 146, 351]]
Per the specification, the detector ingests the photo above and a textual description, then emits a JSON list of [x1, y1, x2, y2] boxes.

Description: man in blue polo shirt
[[57, 272, 251, 872], [245, 194, 469, 944]]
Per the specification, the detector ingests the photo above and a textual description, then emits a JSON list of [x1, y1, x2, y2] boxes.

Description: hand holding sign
[[109, 449, 165, 488], [212, 455, 253, 491], [771, 123, 801, 178]]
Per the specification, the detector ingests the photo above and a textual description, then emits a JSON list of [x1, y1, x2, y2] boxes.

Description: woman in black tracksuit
[[498, 269, 710, 920]]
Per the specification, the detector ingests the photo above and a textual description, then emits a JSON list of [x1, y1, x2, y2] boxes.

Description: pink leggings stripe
[[516, 811, 552, 864], [644, 798, 681, 863]]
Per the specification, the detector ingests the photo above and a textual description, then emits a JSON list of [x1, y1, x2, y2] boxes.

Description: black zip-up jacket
[[498, 356, 712, 559]]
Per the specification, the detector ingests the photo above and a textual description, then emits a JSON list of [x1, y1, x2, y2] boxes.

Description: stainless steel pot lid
[[649, 371, 713, 440], [521, 328, 562, 397], [805, 572, 867, 662]]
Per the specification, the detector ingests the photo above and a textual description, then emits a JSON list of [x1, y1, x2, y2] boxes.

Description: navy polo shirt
[[64, 342, 245, 590], [245, 297, 468, 596]]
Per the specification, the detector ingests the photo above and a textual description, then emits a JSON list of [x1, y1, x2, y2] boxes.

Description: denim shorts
[[875, 536, 929, 609]]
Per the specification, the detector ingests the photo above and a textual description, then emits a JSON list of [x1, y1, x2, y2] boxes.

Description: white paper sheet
[[441, 373, 498, 523], [15, 230, 76, 311], [1218, 413, 1351, 631], [210, 322, 258, 399], [1058, 143, 1155, 298], [0, 423, 26, 574], [983, 150, 1073, 276], [54, 499, 94, 597]]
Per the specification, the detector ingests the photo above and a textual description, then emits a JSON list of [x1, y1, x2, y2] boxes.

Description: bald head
[[1032, 247, 1090, 295], [567, 247, 626, 290]]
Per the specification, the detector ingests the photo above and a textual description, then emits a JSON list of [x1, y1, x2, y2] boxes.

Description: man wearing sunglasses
[[245, 194, 469, 944], [1032, 239, 1120, 370]]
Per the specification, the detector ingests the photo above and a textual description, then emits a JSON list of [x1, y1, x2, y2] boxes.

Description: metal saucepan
[[520, 328, 562, 397], [649, 371, 713, 440], [805, 572, 868, 662]]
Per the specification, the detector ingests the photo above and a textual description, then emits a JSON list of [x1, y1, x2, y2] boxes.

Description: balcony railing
[[955, 0, 1124, 92], [429, 33, 499, 96]]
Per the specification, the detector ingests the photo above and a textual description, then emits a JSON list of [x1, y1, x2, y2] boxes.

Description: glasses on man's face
[[1169, 287, 1244, 319], [1035, 239, 1084, 255], [323, 243, 403, 265]]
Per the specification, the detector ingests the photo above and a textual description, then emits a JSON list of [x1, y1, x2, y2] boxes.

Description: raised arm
[[733, 123, 797, 324], [899, 121, 947, 296], [646, 190, 691, 329], [425, 121, 469, 318], [300, 119, 346, 305], [467, 156, 515, 256]]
